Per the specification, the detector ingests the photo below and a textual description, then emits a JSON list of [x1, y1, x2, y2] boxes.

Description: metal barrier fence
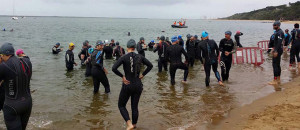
[[257, 40, 270, 51]]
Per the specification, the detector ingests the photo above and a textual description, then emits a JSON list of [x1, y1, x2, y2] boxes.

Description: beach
[[211, 74, 300, 130]]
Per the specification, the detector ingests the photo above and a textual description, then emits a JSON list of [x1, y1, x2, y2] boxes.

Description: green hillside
[[224, 1, 300, 21]]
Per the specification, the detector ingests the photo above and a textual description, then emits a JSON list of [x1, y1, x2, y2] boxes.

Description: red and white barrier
[[257, 40, 270, 51]]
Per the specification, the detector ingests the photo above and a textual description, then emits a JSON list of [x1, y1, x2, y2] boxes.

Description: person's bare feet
[[126, 121, 134, 130], [268, 80, 278, 85], [219, 81, 225, 87], [181, 80, 187, 84]]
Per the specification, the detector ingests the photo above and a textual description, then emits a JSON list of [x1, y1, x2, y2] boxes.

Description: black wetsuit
[[154, 41, 169, 72], [194, 39, 202, 61], [267, 34, 275, 53], [110, 43, 116, 47], [65, 50, 75, 71], [273, 29, 284, 78], [103, 46, 113, 59], [166, 41, 172, 46], [179, 39, 184, 47], [234, 34, 243, 47], [290, 29, 299, 64], [0, 56, 32, 130], [165, 44, 189, 85], [186, 40, 196, 67], [148, 42, 155, 49], [91, 49, 110, 93], [79, 47, 89, 65], [113, 46, 125, 60], [112, 52, 153, 125], [137, 42, 146, 57], [85, 57, 92, 77], [284, 33, 291, 46], [52, 46, 61, 54], [0, 83, 4, 111], [219, 38, 235, 81], [198, 39, 222, 86]]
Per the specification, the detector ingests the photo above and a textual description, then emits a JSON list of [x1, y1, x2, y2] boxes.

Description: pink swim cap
[[16, 49, 24, 55], [236, 31, 241, 34]]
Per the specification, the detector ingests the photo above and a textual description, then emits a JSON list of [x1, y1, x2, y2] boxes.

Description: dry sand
[[211, 76, 300, 130]]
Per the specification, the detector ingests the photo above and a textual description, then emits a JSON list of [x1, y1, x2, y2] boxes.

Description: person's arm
[[137, 44, 142, 53], [219, 39, 225, 53], [153, 44, 159, 53], [112, 57, 124, 78], [141, 57, 153, 76], [214, 41, 220, 57], [181, 47, 189, 61]]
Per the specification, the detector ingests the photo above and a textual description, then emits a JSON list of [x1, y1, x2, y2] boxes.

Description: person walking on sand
[[290, 23, 300, 69], [269, 21, 284, 85], [112, 39, 153, 130]]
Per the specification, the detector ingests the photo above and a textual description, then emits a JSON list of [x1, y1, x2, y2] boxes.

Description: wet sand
[[211, 74, 300, 130]]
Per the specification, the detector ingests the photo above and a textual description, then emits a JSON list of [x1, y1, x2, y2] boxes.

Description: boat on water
[[171, 19, 188, 28], [12, 17, 18, 20], [11, 0, 18, 20]]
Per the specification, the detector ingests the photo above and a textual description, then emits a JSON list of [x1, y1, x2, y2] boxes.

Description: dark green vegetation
[[224, 1, 300, 21]]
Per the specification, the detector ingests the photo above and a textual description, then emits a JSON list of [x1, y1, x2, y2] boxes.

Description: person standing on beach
[[0, 43, 33, 130], [112, 39, 153, 130], [290, 23, 300, 69], [267, 31, 276, 54], [65, 43, 77, 71], [198, 31, 224, 87], [91, 41, 110, 94], [153, 36, 169, 72], [219, 31, 236, 82], [269, 21, 284, 85], [290, 29, 300, 69], [137, 37, 147, 57], [165, 36, 189, 85], [234, 31, 243, 47]]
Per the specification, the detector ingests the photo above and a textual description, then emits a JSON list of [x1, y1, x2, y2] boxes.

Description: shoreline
[[211, 75, 300, 130], [214, 19, 300, 24]]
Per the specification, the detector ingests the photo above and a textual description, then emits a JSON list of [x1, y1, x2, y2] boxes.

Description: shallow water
[[0, 17, 297, 129]]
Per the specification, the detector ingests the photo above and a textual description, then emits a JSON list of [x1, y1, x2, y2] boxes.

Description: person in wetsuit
[[112, 39, 153, 130], [113, 42, 125, 60], [290, 23, 300, 68], [103, 43, 114, 59], [0, 57, 4, 112], [165, 36, 189, 85], [79, 40, 90, 65], [267, 31, 276, 54], [0, 43, 32, 130], [65, 43, 77, 71], [166, 37, 172, 46], [154, 36, 169, 72], [178, 35, 184, 47], [91, 41, 110, 93], [137, 37, 147, 57], [292, 29, 300, 69], [52, 43, 63, 54], [234, 31, 243, 48], [269, 21, 284, 85], [219, 31, 236, 82], [198, 31, 224, 87], [186, 36, 197, 67], [110, 39, 116, 47], [284, 29, 291, 48], [84, 48, 94, 77], [148, 40, 156, 50]]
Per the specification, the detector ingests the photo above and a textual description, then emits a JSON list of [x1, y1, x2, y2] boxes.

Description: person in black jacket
[[154, 36, 169, 72], [267, 31, 276, 54], [65, 43, 77, 71], [219, 31, 236, 82], [269, 21, 285, 85], [198, 31, 224, 87], [91, 41, 110, 93], [112, 39, 153, 130], [166, 36, 189, 85], [103, 43, 114, 59], [137, 37, 147, 57], [113, 42, 125, 60], [52, 43, 63, 54], [0, 43, 32, 130], [234, 31, 243, 47]]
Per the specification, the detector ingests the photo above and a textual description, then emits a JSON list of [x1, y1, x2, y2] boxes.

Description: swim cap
[[105, 40, 109, 44], [140, 37, 145, 41], [96, 40, 104, 46], [202, 31, 209, 38], [171, 36, 178, 43], [116, 42, 120, 45], [127, 39, 136, 48], [225, 31, 232, 36], [88, 48, 94, 54], [273, 21, 281, 26], [56, 43, 60, 46], [69, 43, 75, 47], [236, 31, 241, 35], [178, 35, 182, 39], [151, 40, 154, 43], [194, 35, 198, 39], [284, 34, 288, 38], [0, 43, 15, 55], [294, 23, 299, 28], [83, 40, 89, 46], [186, 34, 191, 38], [160, 36, 165, 41], [16, 49, 24, 55], [111, 39, 114, 41]]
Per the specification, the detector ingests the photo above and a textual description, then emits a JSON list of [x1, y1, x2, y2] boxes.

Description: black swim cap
[[140, 37, 145, 41], [0, 43, 15, 55], [160, 35, 165, 41], [83, 40, 89, 46], [127, 39, 136, 48], [295, 23, 299, 28], [273, 21, 281, 26], [116, 42, 120, 45]]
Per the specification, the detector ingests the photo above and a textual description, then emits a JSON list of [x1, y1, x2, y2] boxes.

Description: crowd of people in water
[[0, 21, 299, 130]]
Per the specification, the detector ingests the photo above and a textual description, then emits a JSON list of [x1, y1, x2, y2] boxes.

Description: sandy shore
[[210, 76, 300, 130]]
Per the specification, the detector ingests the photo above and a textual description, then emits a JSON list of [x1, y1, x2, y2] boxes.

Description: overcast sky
[[0, 0, 298, 19]]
